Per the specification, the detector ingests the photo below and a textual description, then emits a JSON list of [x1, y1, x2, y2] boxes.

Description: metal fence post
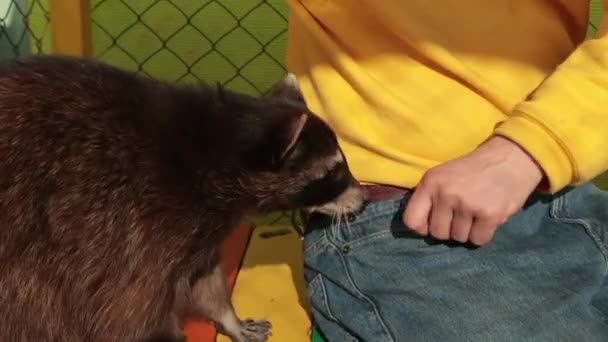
[[49, 0, 92, 57]]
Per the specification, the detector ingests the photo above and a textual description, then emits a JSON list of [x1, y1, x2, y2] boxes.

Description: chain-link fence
[[0, 0, 289, 96], [0, 0, 51, 60], [92, 0, 288, 96]]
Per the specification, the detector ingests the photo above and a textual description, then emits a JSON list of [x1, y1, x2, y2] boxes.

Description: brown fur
[[0, 55, 363, 341]]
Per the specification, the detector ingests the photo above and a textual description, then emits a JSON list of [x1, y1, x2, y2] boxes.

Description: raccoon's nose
[[347, 212, 356, 222]]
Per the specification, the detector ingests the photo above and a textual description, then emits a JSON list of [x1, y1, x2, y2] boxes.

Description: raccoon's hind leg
[[192, 263, 272, 342]]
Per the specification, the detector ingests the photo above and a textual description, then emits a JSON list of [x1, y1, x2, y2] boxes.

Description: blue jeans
[[303, 183, 608, 341]]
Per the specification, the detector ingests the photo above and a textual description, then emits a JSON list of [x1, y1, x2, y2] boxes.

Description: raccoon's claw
[[237, 319, 272, 342]]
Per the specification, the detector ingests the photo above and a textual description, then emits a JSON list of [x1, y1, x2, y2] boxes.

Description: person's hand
[[402, 136, 544, 246]]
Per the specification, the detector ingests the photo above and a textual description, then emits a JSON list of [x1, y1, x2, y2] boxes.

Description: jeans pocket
[[307, 273, 377, 342], [548, 184, 608, 266], [307, 273, 339, 323]]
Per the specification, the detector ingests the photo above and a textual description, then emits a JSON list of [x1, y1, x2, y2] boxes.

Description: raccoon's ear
[[244, 112, 309, 171], [268, 73, 306, 104], [279, 112, 308, 159], [282, 73, 300, 91]]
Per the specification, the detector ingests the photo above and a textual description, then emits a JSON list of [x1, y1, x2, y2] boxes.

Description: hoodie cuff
[[493, 111, 575, 193]]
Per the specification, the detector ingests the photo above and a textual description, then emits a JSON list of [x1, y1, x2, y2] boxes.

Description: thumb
[[402, 186, 432, 235]]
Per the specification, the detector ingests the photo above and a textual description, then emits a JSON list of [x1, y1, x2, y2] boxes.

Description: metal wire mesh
[[91, 0, 288, 96], [0, 0, 51, 60]]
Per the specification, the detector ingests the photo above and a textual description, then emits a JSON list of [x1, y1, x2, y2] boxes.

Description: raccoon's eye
[[325, 162, 346, 180]]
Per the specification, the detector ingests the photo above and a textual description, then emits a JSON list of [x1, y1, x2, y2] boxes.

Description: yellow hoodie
[[285, 0, 608, 193]]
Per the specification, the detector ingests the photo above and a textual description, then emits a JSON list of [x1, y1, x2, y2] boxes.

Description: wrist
[[481, 135, 545, 186]]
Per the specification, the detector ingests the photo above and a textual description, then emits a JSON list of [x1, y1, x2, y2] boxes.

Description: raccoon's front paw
[[234, 319, 272, 342]]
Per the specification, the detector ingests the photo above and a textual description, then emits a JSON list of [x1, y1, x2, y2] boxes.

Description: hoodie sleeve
[[494, 7, 608, 193]]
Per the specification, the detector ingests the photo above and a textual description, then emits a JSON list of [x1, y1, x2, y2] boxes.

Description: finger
[[428, 202, 453, 241], [450, 210, 473, 243], [468, 217, 497, 246], [402, 187, 432, 236]]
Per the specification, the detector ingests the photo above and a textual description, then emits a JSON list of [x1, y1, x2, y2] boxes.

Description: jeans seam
[[551, 193, 608, 274], [308, 273, 339, 322], [343, 230, 394, 249], [304, 231, 330, 258], [330, 242, 396, 342]]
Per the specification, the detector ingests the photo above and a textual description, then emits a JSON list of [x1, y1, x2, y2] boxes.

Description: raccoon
[[0, 55, 364, 342]]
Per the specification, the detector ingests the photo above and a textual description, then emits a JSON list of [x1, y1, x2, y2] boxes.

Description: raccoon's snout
[[309, 181, 366, 216], [334, 183, 366, 213]]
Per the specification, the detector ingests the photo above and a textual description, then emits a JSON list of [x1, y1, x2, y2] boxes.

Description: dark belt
[[362, 184, 408, 203]]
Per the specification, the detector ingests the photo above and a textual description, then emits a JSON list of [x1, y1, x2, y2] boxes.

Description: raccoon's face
[[269, 110, 365, 216], [232, 74, 366, 216]]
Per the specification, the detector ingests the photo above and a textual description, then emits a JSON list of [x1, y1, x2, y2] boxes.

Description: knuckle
[[424, 167, 441, 179], [470, 234, 492, 246], [474, 206, 500, 220], [429, 223, 450, 240], [421, 169, 445, 187], [469, 227, 496, 246], [450, 230, 468, 243], [405, 218, 425, 232], [469, 235, 483, 246], [419, 175, 437, 190], [436, 187, 462, 207], [458, 201, 477, 214], [431, 230, 449, 241], [436, 186, 455, 200]]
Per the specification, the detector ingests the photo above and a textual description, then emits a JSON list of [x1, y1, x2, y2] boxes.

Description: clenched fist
[[402, 136, 544, 246]]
